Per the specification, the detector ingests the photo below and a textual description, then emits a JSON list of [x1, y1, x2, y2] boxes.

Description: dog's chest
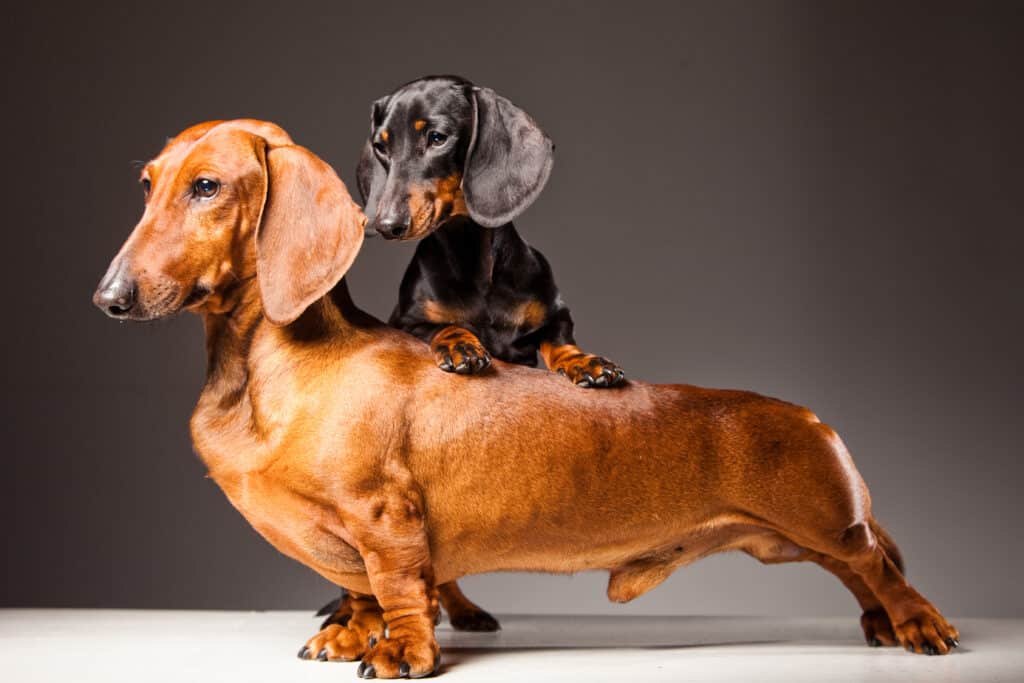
[[214, 468, 366, 577], [477, 288, 546, 361]]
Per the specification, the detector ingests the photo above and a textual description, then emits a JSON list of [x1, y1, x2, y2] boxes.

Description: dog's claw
[[946, 637, 959, 648], [317, 648, 328, 661], [434, 341, 489, 375], [868, 637, 881, 647], [298, 645, 309, 659], [399, 662, 411, 677], [368, 634, 378, 648], [357, 661, 376, 679]]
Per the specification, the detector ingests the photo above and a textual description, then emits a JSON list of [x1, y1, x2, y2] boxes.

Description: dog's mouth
[[122, 283, 210, 322], [182, 284, 211, 309], [401, 201, 453, 241]]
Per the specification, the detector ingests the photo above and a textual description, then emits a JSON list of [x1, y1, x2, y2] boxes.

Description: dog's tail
[[869, 517, 906, 576]]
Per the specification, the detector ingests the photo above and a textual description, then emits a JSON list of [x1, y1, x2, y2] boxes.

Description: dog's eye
[[193, 178, 220, 199], [141, 178, 151, 196], [427, 131, 448, 147]]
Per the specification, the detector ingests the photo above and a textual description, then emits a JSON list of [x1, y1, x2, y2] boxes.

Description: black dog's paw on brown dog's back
[[541, 342, 626, 388], [431, 325, 492, 375], [356, 74, 625, 389]]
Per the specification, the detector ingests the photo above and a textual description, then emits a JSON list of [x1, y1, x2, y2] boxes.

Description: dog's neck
[[430, 216, 519, 286], [195, 277, 374, 444]]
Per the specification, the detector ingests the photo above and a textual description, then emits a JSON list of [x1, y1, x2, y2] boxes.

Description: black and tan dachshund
[[357, 74, 625, 388]]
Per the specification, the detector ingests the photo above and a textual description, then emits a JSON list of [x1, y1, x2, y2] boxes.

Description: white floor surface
[[1, 609, 1020, 682]]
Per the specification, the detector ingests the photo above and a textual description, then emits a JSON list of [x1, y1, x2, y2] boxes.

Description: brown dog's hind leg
[[781, 519, 959, 655], [816, 554, 899, 647], [742, 531, 898, 647], [438, 581, 500, 632], [740, 419, 956, 654], [430, 326, 491, 375], [300, 591, 385, 662], [840, 519, 959, 655]]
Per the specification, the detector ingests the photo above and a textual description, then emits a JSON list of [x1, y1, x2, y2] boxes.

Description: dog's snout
[[377, 218, 409, 240], [94, 272, 137, 318]]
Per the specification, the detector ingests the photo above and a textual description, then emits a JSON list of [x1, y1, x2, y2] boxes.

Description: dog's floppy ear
[[257, 145, 366, 326], [355, 96, 389, 215], [463, 87, 554, 228]]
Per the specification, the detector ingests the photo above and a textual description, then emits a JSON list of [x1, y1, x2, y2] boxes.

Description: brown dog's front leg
[[351, 493, 441, 679], [430, 326, 491, 375]]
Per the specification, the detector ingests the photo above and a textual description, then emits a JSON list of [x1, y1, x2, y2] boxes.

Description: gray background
[[3, 1, 1021, 618]]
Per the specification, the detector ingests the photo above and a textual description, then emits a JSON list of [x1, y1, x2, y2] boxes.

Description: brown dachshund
[[94, 120, 958, 679]]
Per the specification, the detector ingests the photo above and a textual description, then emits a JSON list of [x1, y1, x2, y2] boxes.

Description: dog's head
[[357, 75, 554, 240], [93, 119, 365, 325]]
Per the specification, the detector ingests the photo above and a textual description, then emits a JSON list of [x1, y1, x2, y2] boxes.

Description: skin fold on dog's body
[[94, 120, 958, 679]]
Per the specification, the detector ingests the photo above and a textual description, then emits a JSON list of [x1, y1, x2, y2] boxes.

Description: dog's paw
[[298, 610, 386, 663], [892, 607, 960, 655], [357, 634, 440, 679], [431, 327, 491, 375], [448, 606, 500, 632], [556, 355, 625, 388], [861, 608, 898, 647]]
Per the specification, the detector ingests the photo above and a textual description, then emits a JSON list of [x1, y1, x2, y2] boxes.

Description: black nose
[[94, 277, 137, 318], [377, 218, 409, 239]]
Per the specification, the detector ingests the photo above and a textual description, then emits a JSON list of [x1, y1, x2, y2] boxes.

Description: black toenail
[[357, 661, 376, 678], [368, 635, 377, 648], [869, 637, 881, 647], [298, 646, 309, 659], [317, 648, 328, 661], [399, 662, 410, 677]]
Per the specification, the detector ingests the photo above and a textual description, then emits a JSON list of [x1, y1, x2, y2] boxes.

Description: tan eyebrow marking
[[380, 130, 389, 142], [414, 120, 427, 131]]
